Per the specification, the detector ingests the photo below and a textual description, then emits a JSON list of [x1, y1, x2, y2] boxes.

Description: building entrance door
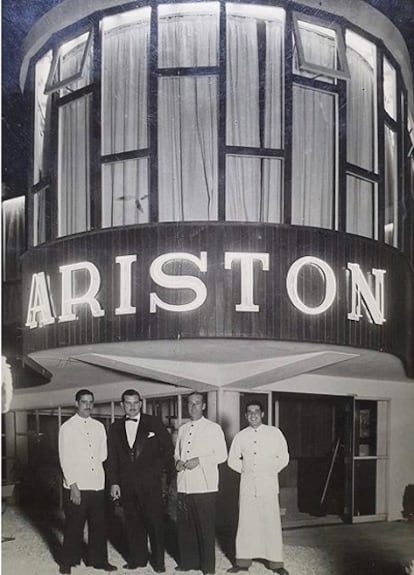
[[275, 393, 354, 526]]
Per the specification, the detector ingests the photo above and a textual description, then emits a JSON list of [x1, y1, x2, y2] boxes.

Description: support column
[[207, 390, 218, 422], [218, 391, 240, 443], [15, 411, 28, 467], [4, 412, 16, 483]]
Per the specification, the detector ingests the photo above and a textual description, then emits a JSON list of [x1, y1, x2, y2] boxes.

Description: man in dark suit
[[107, 389, 174, 572]]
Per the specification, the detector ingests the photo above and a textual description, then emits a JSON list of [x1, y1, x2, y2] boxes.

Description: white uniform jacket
[[227, 424, 289, 497], [175, 416, 227, 493], [59, 413, 107, 490]]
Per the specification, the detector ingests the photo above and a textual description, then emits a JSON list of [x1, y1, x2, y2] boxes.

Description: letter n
[[347, 263, 386, 325]]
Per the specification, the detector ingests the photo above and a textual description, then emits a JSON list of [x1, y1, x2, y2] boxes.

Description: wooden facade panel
[[21, 223, 414, 376]]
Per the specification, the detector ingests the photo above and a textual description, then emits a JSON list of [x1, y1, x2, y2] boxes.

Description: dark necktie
[[126, 418, 138, 422]]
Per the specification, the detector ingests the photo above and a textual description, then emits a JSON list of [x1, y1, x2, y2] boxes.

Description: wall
[[388, 397, 414, 520]]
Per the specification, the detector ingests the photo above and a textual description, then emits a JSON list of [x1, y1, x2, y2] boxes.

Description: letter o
[[286, 256, 337, 315]]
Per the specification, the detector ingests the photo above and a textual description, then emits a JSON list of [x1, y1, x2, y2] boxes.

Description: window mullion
[[91, 20, 101, 231], [50, 91, 59, 241], [283, 10, 293, 225], [218, 0, 226, 221], [338, 78, 347, 233], [150, 0, 159, 223], [377, 51, 385, 243], [396, 72, 403, 249]]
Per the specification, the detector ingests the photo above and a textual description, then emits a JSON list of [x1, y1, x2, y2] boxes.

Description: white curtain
[[158, 6, 219, 222], [384, 125, 398, 245], [158, 4, 219, 68], [56, 32, 92, 95], [34, 51, 52, 185], [226, 5, 284, 221], [345, 34, 377, 239], [102, 10, 149, 154], [346, 37, 376, 171], [58, 96, 91, 236], [33, 188, 47, 246], [226, 157, 282, 221], [346, 176, 374, 238], [101, 9, 150, 227], [158, 76, 218, 221], [102, 159, 148, 227], [292, 29, 336, 229], [294, 22, 336, 82], [2, 197, 25, 326], [292, 86, 334, 228], [2, 197, 25, 281], [383, 57, 397, 120]]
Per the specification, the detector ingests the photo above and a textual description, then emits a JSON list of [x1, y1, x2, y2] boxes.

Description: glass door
[[276, 393, 354, 526], [352, 399, 389, 521]]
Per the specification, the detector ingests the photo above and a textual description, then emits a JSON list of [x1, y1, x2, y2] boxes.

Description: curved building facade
[[4, 0, 414, 526]]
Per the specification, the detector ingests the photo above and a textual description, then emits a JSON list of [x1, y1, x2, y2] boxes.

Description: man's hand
[[111, 484, 121, 500], [176, 460, 186, 472], [185, 457, 200, 470], [70, 483, 81, 505]]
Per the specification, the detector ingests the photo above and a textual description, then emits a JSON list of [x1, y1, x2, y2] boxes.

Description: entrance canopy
[[11, 339, 411, 410]]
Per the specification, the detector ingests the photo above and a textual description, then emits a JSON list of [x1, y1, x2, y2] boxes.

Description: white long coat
[[228, 424, 289, 563]]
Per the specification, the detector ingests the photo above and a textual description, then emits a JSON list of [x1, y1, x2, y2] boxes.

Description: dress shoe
[[227, 568, 249, 573], [174, 568, 191, 573], [59, 566, 71, 575], [272, 569, 289, 575], [123, 564, 146, 570], [92, 563, 118, 571], [153, 567, 166, 573]]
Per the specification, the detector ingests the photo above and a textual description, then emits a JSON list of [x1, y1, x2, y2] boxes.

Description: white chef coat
[[228, 424, 289, 563], [175, 416, 227, 493], [59, 413, 107, 490]]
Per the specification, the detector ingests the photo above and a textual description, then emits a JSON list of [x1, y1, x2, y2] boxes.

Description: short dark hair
[[75, 389, 94, 402], [121, 389, 142, 402], [245, 400, 264, 414], [187, 392, 205, 403]]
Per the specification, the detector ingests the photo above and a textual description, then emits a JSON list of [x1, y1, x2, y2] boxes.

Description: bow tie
[[126, 417, 138, 423]]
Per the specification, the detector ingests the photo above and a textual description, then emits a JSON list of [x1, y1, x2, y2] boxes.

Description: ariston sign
[[25, 252, 386, 329]]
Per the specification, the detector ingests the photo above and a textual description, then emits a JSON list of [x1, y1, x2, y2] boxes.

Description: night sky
[[2, 0, 414, 197]]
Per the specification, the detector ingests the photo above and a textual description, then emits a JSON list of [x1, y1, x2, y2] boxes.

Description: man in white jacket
[[58, 389, 117, 574], [175, 392, 228, 575], [227, 401, 289, 575]]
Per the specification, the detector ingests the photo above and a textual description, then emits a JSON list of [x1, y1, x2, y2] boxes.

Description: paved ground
[[2, 505, 414, 575]]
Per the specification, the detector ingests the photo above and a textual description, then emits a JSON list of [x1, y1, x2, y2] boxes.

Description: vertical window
[[51, 31, 93, 237], [33, 186, 48, 246], [346, 31, 377, 172], [226, 4, 285, 222], [102, 158, 148, 226], [2, 197, 25, 281], [291, 14, 347, 231], [383, 57, 397, 120], [158, 3, 219, 222], [345, 31, 378, 239], [58, 95, 91, 235], [383, 56, 399, 247], [346, 176, 377, 239], [292, 86, 336, 228], [384, 125, 398, 246], [34, 51, 52, 185], [101, 7, 151, 227]]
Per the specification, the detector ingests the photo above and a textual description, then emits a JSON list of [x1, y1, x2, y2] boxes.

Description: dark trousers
[[122, 480, 165, 569], [177, 492, 217, 574], [61, 489, 107, 567]]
